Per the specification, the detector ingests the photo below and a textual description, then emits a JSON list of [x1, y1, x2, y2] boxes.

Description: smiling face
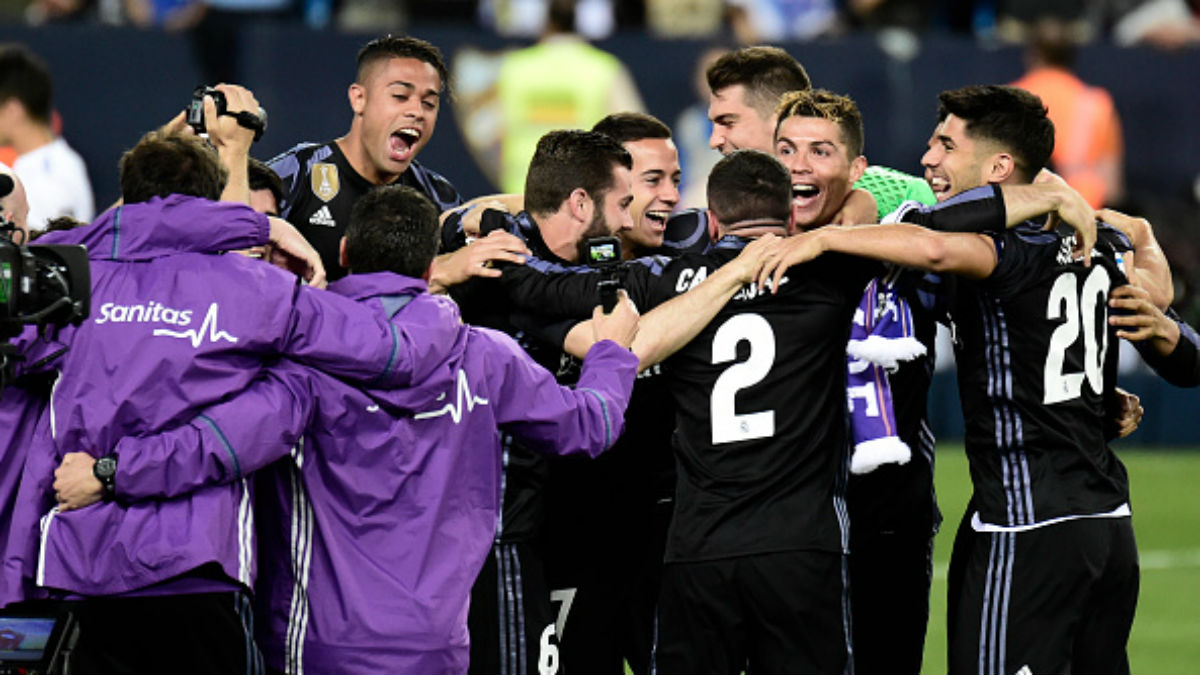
[[590, 164, 635, 240], [920, 113, 995, 202], [621, 137, 681, 254], [708, 84, 776, 155], [774, 115, 865, 231], [345, 57, 442, 185]]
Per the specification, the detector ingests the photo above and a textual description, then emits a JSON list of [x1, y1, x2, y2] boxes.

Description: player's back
[[658, 240, 878, 562], [950, 224, 1131, 527]]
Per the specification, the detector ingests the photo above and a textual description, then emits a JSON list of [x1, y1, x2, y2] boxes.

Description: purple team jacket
[[8, 195, 434, 599], [0, 195, 270, 608], [112, 272, 637, 674]]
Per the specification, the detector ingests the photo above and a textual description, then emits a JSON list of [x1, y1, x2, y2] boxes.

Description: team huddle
[[2, 30, 1197, 675]]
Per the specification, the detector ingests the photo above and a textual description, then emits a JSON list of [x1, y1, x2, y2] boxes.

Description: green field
[[922, 446, 1200, 675]]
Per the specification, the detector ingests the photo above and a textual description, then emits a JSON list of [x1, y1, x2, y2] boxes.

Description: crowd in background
[[10, 0, 1200, 49]]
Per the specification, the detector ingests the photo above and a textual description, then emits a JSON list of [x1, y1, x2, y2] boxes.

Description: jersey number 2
[[711, 314, 776, 444], [1043, 266, 1110, 404]]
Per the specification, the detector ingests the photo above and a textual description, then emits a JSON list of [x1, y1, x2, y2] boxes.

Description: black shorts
[[68, 590, 264, 675], [544, 495, 671, 675], [948, 516, 1138, 675], [849, 530, 934, 675], [653, 550, 850, 675], [469, 541, 559, 675]]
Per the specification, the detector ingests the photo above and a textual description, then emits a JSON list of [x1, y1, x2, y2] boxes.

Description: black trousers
[[68, 591, 263, 675], [848, 530, 934, 675], [468, 541, 558, 675]]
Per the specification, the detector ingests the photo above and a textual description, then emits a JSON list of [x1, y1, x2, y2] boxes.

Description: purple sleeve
[[491, 335, 637, 458], [112, 361, 316, 501], [278, 289, 460, 389], [41, 198, 269, 260]]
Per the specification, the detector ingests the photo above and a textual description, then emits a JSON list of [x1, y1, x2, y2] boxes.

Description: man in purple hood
[[4, 128, 461, 674], [53, 183, 641, 674]]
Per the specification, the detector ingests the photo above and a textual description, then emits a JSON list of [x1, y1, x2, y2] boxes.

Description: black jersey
[[441, 209, 577, 544], [269, 141, 462, 281], [503, 237, 880, 561], [1134, 307, 1200, 387], [947, 222, 1132, 527]]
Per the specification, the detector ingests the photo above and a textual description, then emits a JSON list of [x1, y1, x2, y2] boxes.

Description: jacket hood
[[40, 195, 267, 261], [329, 272, 471, 414]]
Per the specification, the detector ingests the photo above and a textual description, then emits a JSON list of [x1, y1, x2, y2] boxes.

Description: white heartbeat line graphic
[[153, 303, 240, 347], [414, 369, 489, 423]]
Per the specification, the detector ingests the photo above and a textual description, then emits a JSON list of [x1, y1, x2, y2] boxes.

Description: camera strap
[[220, 109, 267, 142]]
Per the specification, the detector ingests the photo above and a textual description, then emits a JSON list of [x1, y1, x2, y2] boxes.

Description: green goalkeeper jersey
[[854, 165, 937, 219]]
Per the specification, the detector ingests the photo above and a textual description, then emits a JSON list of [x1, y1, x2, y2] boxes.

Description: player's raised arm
[[759, 223, 997, 291]]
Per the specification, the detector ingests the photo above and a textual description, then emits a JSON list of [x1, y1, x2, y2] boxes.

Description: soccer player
[[51, 184, 643, 675], [500, 144, 880, 674], [269, 35, 528, 286], [760, 85, 1139, 675], [773, 87, 940, 675], [442, 129, 633, 675], [541, 112, 682, 675]]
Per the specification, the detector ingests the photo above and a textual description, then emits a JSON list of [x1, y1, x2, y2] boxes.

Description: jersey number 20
[[1043, 266, 1111, 404], [711, 314, 776, 444]]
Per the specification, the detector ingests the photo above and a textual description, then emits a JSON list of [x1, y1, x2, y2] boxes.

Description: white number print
[[1043, 266, 1111, 404], [711, 314, 776, 444]]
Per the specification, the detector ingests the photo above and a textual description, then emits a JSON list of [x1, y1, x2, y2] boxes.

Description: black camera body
[[1, 218, 90, 391], [584, 236, 623, 313], [187, 86, 268, 142]]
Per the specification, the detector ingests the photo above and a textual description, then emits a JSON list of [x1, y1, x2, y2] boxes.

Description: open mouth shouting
[[389, 127, 422, 163]]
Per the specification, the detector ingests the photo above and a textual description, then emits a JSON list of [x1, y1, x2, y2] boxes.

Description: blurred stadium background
[[2, 2, 1198, 671]]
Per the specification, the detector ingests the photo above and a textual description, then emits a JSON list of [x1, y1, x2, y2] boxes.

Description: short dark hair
[[592, 112, 672, 145], [30, 215, 82, 239], [546, 0, 575, 32], [248, 157, 285, 210], [706, 46, 811, 118], [707, 149, 791, 226], [775, 88, 865, 158], [344, 184, 440, 278], [0, 44, 52, 125], [119, 132, 227, 204], [524, 130, 633, 217], [357, 35, 450, 96], [937, 85, 1054, 182]]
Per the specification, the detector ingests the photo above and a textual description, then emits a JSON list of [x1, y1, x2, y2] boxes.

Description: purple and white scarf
[[846, 270, 926, 474]]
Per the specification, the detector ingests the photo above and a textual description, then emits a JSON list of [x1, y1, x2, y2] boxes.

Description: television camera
[[0, 174, 90, 392]]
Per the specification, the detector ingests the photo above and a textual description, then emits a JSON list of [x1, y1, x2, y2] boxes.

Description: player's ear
[[849, 155, 868, 185], [568, 187, 592, 223], [706, 208, 723, 239], [348, 83, 366, 116], [339, 237, 349, 269], [988, 152, 1016, 184]]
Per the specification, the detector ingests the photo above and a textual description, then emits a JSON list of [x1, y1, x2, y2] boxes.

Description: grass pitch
[[922, 446, 1200, 674]]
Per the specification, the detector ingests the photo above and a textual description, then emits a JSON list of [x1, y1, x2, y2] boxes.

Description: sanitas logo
[[95, 300, 193, 326], [95, 301, 239, 347]]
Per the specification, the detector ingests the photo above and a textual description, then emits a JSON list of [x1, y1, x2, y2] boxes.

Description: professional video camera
[[0, 174, 90, 391]]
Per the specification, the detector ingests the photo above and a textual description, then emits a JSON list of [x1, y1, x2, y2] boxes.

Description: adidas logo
[[309, 206, 336, 227]]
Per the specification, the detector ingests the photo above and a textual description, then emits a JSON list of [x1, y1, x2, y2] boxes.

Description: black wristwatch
[[93, 454, 118, 499]]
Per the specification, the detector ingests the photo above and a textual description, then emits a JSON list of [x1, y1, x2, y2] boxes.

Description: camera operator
[[0, 85, 453, 673]]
